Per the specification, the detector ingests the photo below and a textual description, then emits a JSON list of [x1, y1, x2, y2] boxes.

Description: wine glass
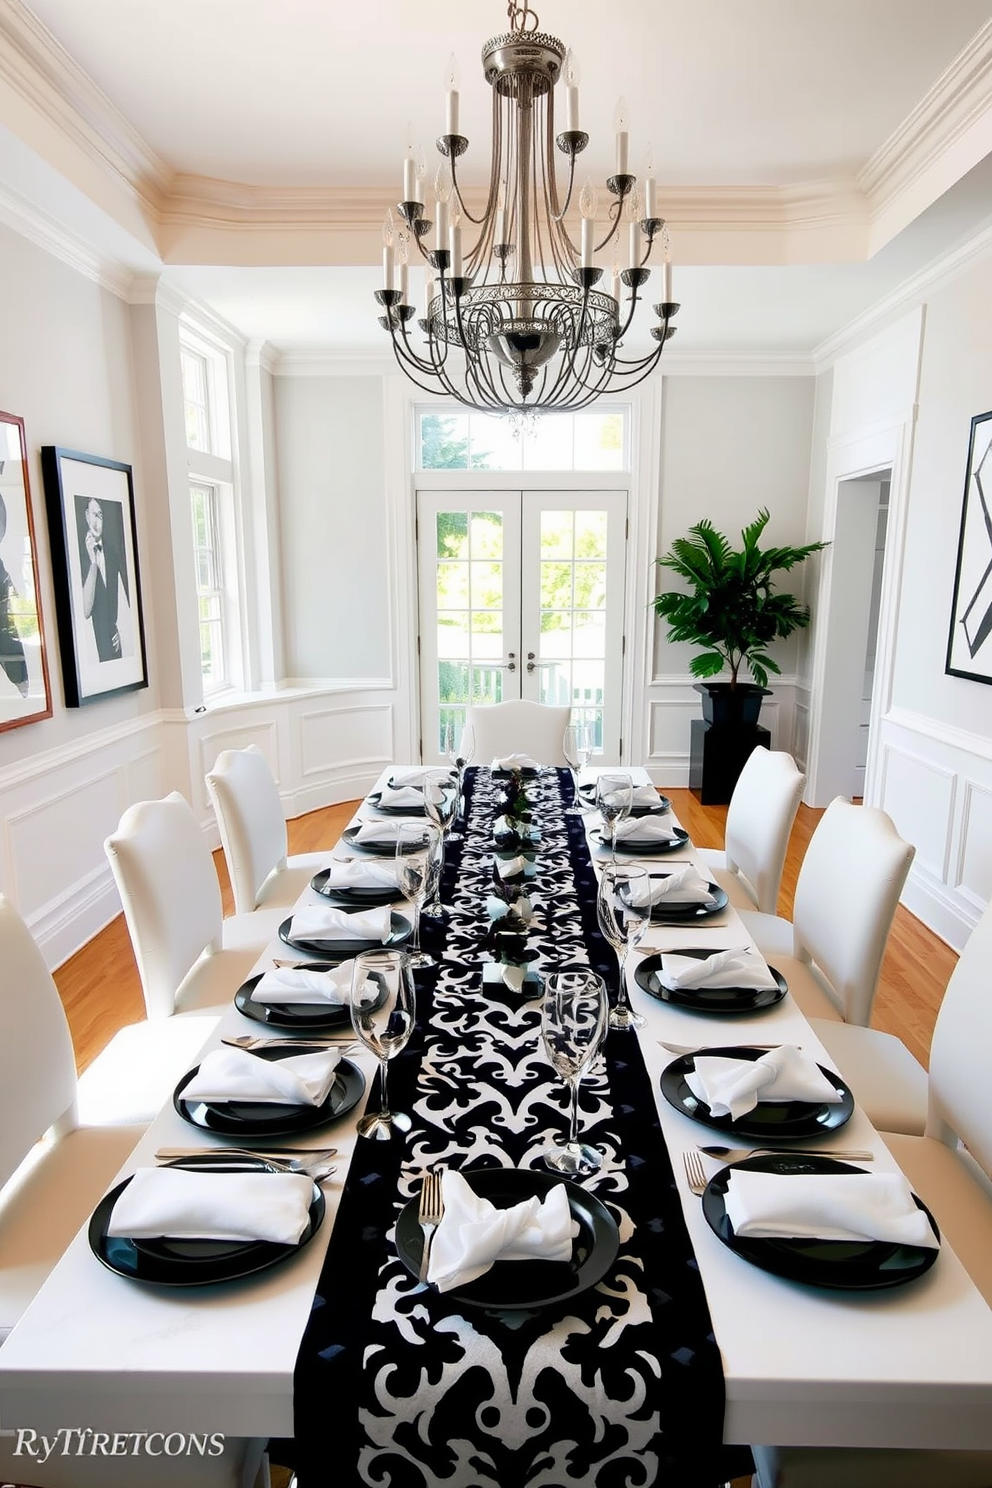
[[396, 822, 440, 969], [443, 720, 468, 840], [596, 863, 649, 1031], [562, 721, 592, 815], [423, 769, 458, 911], [540, 970, 608, 1175], [596, 771, 633, 859], [350, 949, 416, 1140]]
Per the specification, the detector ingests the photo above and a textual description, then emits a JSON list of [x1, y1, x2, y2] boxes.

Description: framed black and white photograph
[[946, 410, 992, 685], [41, 446, 148, 706], [0, 410, 52, 731]]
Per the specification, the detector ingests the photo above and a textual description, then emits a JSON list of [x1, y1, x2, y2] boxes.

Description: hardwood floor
[[56, 791, 954, 1079]]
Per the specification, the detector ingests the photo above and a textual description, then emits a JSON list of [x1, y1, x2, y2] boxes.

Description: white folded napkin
[[352, 819, 409, 844], [389, 768, 444, 788], [375, 784, 425, 810], [183, 1046, 341, 1106], [494, 853, 535, 880], [612, 816, 678, 843], [685, 1046, 844, 1120], [288, 904, 392, 943], [724, 1168, 938, 1248], [658, 947, 779, 992], [323, 859, 400, 890], [107, 1166, 314, 1245], [252, 963, 354, 1005], [630, 783, 664, 808], [626, 865, 715, 907], [491, 753, 540, 771], [428, 1169, 580, 1292]]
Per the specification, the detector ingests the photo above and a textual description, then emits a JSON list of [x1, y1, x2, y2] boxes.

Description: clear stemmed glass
[[443, 721, 470, 840], [396, 822, 440, 969], [350, 949, 416, 1140], [540, 970, 608, 1176], [596, 863, 649, 1031], [423, 769, 458, 913], [562, 721, 592, 815], [596, 772, 633, 859]]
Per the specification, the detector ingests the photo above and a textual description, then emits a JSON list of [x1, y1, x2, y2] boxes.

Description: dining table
[[2, 763, 992, 1487]]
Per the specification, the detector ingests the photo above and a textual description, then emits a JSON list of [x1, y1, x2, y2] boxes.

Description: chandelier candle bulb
[[445, 53, 460, 136], [382, 211, 395, 291], [645, 176, 657, 221], [450, 221, 463, 279], [403, 153, 417, 203], [663, 259, 673, 303], [614, 98, 630, 176], [612, 263, 622, 304], [628, 221, 640, 270], [564, 49, 580, 131], [424, 275, 435, 318]]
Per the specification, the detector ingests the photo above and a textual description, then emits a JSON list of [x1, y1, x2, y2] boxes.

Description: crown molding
[[0, 175, 133, 295], [245, 338, 278, 376], [0, 0, 170, 212], [660, 350, 815, 377], [813, 217, 992, 370], [860, 20, 992, 250]]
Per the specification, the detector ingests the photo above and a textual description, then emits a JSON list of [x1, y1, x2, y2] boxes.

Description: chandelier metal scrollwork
[[374, 0, 679, 414]]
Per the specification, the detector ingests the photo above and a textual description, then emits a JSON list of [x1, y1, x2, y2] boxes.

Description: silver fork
[[417, 1170, 444, 1283], [223, 1035, 358, 1052], [698, 1144, 874, 1163], [682, 1150, 708, 1196], [155, 1146, 337, 1171]]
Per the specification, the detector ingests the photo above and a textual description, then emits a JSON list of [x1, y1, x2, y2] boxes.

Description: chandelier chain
[[507, 2, 540, 34]]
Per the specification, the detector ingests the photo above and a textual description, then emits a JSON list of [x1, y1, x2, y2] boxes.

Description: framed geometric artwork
[[41, 446, 148, 707], [0, 410, 52, 731], [946, 410, 992, 685]]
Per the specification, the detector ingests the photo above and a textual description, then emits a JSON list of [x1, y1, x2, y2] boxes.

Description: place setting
[[88, 1152, 328, 1288], [310, 857, 405, 908], [579, 780, 672, 818], [173, 1038, 366, 1138], [619, 863, 729, 923], [635, 944, 788, 1012], [341, 818, 433, 856], [277, 901, 411, 957], [235, 959, 361, 1031], [661, 1042, 855, 1140]]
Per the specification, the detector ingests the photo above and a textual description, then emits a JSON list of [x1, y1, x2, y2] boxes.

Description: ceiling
[[2, 0, 992, 360]]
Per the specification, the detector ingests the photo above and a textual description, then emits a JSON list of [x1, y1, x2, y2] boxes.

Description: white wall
[[275, 375, 391, 681], [644, 374, 816, 781]]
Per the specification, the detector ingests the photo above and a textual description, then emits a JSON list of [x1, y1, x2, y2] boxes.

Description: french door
[[417, 489, 627, 762]]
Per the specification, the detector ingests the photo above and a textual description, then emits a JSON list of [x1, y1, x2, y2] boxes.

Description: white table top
[[2, 766, 992, 1448]]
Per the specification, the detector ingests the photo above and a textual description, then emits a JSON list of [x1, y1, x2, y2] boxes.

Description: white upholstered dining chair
[[205, 745, 329, 915], [738, 797, 926, 1136], [696, 746, 805, 913], [105, 791, 273, 1020], [752, 898, 992, 1488], [467, 699, 572, 767]]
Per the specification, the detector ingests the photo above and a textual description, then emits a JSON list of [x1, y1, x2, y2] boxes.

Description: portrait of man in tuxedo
[[76, 494, 131, 663]]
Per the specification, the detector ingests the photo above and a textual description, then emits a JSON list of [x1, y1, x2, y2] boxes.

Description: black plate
[[342, 824, 427, 856], [174, 1049, 366, 1136], [367, 790, 426, 817], [622, 877, 730, 923], [278, 911, 410, 957], [581, 783, 672, 817], [89, 1157, 326, 1287], [661, 1046, 854, 1139], [702, 1155, 940, 1291], [310, 868, 402, 908], [635, 949, 788, 1013], [592, 826, 690, 855], [396, 1167, 619, 1310], [235, 968, 351, 1031]]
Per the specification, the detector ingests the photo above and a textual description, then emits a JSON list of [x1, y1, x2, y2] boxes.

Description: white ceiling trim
[[0, 173, 132, 294], [813, 216, 992, 371], [860, 20, 992, 251]]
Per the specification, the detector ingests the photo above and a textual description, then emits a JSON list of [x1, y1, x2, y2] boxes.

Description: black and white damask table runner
[[290, 769, 750, 1487]]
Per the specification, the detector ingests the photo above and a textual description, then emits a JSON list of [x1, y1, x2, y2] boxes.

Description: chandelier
[[374, 0, 679, 415]]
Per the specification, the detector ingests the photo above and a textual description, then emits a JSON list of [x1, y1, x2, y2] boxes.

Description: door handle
[[526, 651, 536, 673], [506, 652, 516, 673]]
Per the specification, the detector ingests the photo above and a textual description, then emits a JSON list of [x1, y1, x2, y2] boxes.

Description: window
[[190, 481, 225, 690], [180, 325, 239, 696], [417, 407, 628, 472]]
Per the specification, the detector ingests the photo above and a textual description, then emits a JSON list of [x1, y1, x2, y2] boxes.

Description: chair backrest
[[467, 700, 572, 767], [792, 796, 915, 1025], [723, 747, 806, 913], [0, 895, 78, 1187], [205, 745, 288, 915], [104, 792, 224, 1020], [927, 899, 992, 1176]]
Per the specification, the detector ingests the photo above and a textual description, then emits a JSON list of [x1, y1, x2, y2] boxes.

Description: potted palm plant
[[654, 508, 825, 723]]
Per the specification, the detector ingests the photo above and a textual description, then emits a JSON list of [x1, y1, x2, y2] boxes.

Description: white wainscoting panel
[[875, 708, 992, 948]]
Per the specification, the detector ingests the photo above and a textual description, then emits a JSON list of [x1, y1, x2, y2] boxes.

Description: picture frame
[[946, 410, 992, 685], [0, 410, 52, 731], [41, 447, 148, 706]]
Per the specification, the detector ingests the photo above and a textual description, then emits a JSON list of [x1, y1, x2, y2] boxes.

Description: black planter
[[694, 682, 771, 728]]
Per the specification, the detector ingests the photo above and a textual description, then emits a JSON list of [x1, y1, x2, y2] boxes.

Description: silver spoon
[[698, 1144, 874, 1162]]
